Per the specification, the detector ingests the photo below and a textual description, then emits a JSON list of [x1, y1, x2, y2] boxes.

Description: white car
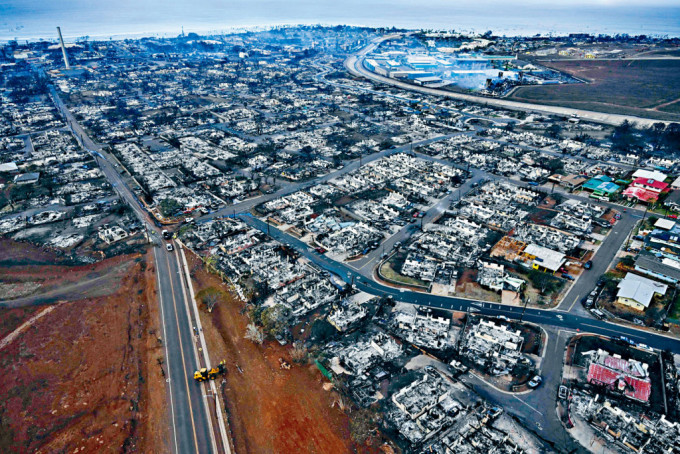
[[558, 385, 568, 400], [166, 243, 174, 252], [528, 376, 542, 388]]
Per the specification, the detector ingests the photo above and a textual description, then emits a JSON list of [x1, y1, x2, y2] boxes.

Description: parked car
[[637, 344, 653, 352], [619, 336, 636, 346], [528, 376, 543, 388], [558, 385, 569, 400], [562, 273, 575, 281], [590, 308, 605, 319], [584, 260, 593, 270], [449, 360, 469, 374]]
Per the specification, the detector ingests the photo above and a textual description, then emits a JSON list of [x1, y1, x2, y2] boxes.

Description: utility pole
[[519, 297, 530, 322]]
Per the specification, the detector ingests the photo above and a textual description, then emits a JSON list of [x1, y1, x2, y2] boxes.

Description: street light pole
[[519, 297, 530, 323]]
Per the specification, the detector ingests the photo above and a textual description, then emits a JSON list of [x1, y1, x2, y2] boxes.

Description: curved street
[[344, 34, 666, 127]]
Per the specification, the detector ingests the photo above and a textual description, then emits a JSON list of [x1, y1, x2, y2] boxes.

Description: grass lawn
[[379, 260, 429, 288]]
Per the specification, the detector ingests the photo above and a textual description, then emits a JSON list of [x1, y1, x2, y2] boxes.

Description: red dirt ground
[[186, 252, 369, 454], [0, 239, 134, 303], [0, 306, 40, 339], [0, 252, 169, 453]]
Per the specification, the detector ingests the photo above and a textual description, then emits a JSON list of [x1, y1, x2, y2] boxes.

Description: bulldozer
[[193, 360, 227, 382]]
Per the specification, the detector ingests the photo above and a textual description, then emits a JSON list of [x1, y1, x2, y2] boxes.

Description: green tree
[[545, 158, 564, 173], [546, 124, 562, 139], [528, 269, 559, 294], [159, 198, 182, 217]]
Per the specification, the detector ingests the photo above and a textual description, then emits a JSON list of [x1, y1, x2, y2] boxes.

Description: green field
[[510, 59, 680, 121]]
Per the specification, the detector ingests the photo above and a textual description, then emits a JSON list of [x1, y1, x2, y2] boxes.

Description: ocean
[[1, 0, 679, 43]]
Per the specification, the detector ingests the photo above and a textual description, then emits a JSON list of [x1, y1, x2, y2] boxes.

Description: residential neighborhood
[[1, 23, 680, 454]]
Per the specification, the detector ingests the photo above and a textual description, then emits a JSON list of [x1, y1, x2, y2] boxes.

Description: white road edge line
[[177, 241, 232, 454], [171, 245, 220, 454], [153, 247, 179, 454]]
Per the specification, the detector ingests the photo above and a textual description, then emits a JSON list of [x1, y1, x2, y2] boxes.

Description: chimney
[[57, 26, 71, 69]]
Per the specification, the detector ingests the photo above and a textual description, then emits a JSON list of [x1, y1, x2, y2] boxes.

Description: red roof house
[[586, 354, 652, 403], [623, 178, 669, 203]]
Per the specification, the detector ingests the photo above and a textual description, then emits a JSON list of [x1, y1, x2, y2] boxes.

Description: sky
[[1, 0, 679, 41]]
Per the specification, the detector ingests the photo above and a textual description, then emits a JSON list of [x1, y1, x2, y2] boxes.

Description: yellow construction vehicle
[[193, 360, 227, 382]]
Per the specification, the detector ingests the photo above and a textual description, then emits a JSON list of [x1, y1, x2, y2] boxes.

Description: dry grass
[[510, 59, 680, 121]]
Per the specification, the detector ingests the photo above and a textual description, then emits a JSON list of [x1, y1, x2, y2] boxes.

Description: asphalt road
[[345, 34, 666, 127], [557, 211, 639, 314], [241, 215, 680, 355], [154, 245, 214, 454], [47, 83, 215, 454], [464, 327, 587, 453]]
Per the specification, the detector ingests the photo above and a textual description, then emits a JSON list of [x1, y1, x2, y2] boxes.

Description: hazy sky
[[2, 0, 679, 41]]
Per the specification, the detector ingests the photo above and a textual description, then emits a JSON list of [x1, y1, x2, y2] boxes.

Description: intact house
[[616, 272, 668, 312], [520, 243, 566, 274], [663, 189, 680, 212], [634, 254, 680, 286], [585, 349, 652, 403], [581, 175, 620, 198], [622, 178, 669, 204]]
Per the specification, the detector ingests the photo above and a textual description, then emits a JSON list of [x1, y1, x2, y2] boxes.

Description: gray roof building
[[634, 255, 680, 285], [13, 172, 40, 185]]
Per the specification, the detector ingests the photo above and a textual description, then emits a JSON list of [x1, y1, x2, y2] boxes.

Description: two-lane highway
[[46, 81, 216, 454], [154, 245, 215, 454]]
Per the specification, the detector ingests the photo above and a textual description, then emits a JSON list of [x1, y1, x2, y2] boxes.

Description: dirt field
[[510, 59, 680, 121], [0, 306, 40, 339], [0, 251, 169, 453], [455, 269, 501, 303], [0, 238, 75, 267], [0, 239, 135, 304], [186, 252, 365, 454]]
